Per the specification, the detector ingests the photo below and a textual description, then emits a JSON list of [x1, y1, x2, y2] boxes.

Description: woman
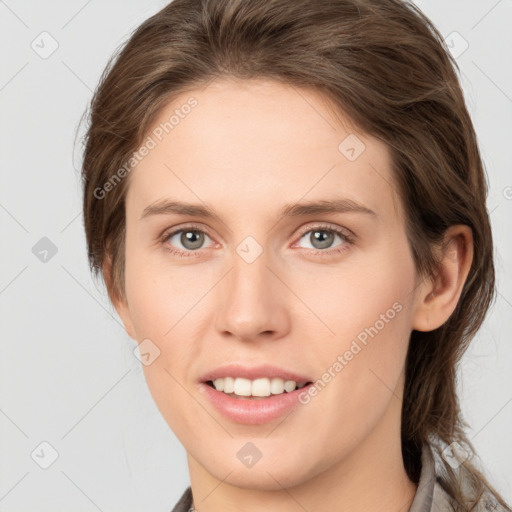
[[80, 0, 511, 510]]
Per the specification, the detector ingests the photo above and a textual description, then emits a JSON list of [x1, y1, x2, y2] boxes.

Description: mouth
[[199, 378, 314, 424], [198, 364, 315, 424]]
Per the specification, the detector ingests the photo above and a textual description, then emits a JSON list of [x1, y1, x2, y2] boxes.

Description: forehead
[[127, 78, 403, 225]]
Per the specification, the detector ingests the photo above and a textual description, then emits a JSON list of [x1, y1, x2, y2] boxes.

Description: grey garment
[[420, 442, 511, 512], [409, 440, 451, 512], [171, 442, 508, 512]]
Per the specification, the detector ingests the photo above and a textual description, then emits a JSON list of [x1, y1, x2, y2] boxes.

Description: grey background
[[0, 0, 510, 510]]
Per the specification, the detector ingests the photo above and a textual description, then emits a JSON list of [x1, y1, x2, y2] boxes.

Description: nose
[[214, 246, 291, 343]]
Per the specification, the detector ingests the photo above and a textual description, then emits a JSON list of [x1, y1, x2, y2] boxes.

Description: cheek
[[293, 239, 417, 414], [124, 244, 206, 339], [123, 247, 216, 421]]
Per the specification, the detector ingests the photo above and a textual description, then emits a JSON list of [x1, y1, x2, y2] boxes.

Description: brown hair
[[80, 0, 510, 509]]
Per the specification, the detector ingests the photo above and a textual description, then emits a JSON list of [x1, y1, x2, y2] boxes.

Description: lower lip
[[199, 382, 312, 425]]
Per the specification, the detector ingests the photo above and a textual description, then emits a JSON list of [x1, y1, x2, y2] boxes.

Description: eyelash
[[159, 223, 355, 259]]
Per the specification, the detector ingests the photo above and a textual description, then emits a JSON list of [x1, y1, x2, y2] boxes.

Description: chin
[[194, 444, 318, 491]]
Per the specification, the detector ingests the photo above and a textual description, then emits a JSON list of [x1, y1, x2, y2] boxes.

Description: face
[[115, 78, 424, 490]]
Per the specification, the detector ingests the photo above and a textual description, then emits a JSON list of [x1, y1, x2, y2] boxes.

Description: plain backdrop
[[0, 0, 511, 510]]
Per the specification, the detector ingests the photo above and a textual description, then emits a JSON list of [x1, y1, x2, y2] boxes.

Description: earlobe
[[412, 225, 474, 332], [102, 255, 137, 340]]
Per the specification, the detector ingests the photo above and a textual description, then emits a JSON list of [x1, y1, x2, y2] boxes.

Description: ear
[[412, 225, 474, 332], [102, 254, 137, 340]]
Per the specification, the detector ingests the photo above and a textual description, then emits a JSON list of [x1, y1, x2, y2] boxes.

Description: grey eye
[[169, 230, 210, 251], [298, 229, 344, 250]]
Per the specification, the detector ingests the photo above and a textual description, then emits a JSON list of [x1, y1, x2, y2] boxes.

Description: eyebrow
[[140, 197, 377, 221]]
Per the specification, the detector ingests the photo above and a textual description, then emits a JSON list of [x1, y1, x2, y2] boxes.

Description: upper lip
[[200, 364, 312, 384]]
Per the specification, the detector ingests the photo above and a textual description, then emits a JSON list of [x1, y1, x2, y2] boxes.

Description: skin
[[107, 78, 473, 512]]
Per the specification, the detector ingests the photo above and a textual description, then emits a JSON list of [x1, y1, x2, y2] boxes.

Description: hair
[[80, 0, 510, 509]]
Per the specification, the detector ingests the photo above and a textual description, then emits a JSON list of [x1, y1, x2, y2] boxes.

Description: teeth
[[211, 377, 306, 397]]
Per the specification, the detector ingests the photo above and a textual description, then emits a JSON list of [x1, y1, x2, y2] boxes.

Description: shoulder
[[431, 477, 509, 512]]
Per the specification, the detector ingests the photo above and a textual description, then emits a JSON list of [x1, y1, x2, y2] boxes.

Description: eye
[[161, 225, 214, 257], [294, 224, 353, 254]]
